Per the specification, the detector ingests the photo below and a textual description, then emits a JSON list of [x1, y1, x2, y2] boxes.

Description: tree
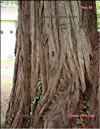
[[5, 1, 99, 128]]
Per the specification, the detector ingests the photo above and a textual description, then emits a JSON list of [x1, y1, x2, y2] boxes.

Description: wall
[[1, 7, 18, 60], [1, 21, 17, 60]]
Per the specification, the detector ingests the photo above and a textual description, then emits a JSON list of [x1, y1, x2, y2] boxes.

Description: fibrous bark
[[5, 1, 99, 128]]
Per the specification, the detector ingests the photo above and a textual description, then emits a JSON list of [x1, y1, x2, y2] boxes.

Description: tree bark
[[5, 1, 99, 128]]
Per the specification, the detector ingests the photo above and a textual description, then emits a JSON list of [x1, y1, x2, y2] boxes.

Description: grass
[[2, 108, 7, 114], [1, 57, 14, 90], [1, 81, 13, 89], [96, 1, 100, 31], [1, 57, 15, 64]]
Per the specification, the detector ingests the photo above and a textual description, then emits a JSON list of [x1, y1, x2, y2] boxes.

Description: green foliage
[[86, 103, 91, 107], [1, 57, 15, 64], [29, 77, 42, 127], [38, 77, 41, 81], [1, 0, 18, 5], [37, 81, 41, 87], [96, 1, 100, 31], [1, 81, 13, 89], [40, 95, 43, 101], [86, 110, 91, 115], [30, 112, 32, 115], [76, 118, 82, 124]]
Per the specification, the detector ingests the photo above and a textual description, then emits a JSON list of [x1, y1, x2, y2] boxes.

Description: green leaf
[[32, 100, 36, 104], [37, 82, 41, 87], [30, 112, 32, 115], [38, 78, 41, 81], [39, 86, 42, 92], [40, 95, 43, 101], [86, 110, 91, 115], [36, 96, 39, 99], [32, 98, 37, 104], [76, 118, 82, 124], [87, 103, 91, 107]]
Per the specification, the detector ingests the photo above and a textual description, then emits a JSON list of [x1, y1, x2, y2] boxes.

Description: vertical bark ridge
[[6, 1, 32, 128], [5, 1, 99, 128], [31, 1, 98, 128]]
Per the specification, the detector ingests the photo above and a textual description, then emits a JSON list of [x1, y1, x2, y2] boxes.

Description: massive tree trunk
[[5, 1, 99, 128]]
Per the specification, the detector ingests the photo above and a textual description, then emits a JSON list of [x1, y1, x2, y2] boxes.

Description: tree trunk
[[5, 1, 99, 128]]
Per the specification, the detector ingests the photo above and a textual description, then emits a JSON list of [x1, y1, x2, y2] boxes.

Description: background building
[[1, 3, 18, 60]]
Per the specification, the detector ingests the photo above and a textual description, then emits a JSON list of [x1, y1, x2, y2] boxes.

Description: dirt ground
[[1, 63, 14, 82], [1, 61, 14, 127]]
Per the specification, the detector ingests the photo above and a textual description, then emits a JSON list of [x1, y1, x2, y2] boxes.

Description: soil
[[1, 62, 14, 127], [1, 62, 14, 82]]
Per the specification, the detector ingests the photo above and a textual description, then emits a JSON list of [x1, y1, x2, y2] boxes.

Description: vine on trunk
[[29, 78, 42, 128]]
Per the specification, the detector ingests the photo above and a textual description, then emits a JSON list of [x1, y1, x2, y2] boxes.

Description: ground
[[1, 59, 14, 127]]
